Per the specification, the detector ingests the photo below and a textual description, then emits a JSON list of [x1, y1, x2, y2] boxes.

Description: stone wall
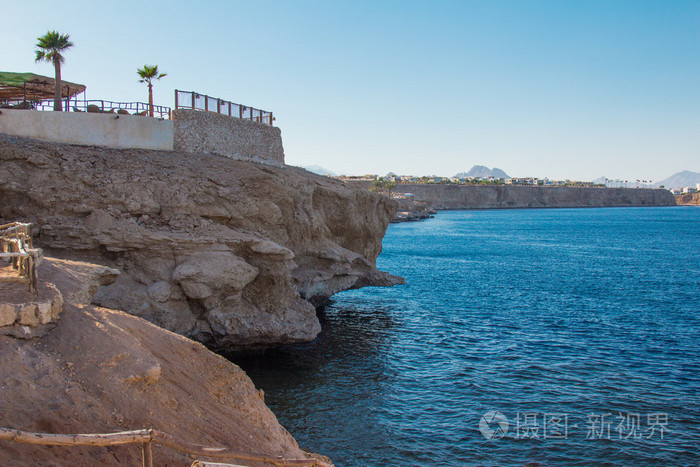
[[0, 109, 174, 151], [0, 281, 63, 339], [172, 109, 284, 166], [346, 182, 677, 209]]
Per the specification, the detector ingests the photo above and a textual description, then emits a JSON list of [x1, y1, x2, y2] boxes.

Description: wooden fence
[[0, 427, 332, 467], [0, 222, 39, 294]]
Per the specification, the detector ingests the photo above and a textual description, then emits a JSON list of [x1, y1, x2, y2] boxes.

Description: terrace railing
[[174, 89, 274, 125], [30, 99, 172, 119]]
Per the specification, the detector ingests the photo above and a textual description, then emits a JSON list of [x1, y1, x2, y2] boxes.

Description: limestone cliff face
[[347, 182, 676, 210], [675, 192, 700, 206], [0, 135, 402, 349]]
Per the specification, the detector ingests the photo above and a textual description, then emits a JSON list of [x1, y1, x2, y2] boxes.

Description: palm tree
[[35, 31, 74, 111], [137, 65, 166, 117]]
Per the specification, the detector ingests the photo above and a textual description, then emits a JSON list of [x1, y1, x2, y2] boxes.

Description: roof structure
[[0, 72, 86, 102]]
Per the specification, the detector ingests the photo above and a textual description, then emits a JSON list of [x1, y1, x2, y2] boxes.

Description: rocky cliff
[[0, 135, 402, 350], [0, 257, 329, 466], [347, 182, 676, 210], [675, 192, 700, 206]]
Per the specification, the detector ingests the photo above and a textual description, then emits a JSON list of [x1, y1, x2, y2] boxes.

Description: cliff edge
[[0, 135, 403, 350]]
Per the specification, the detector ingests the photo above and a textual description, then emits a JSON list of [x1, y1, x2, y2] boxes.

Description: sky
[[2, 0, 699, 181]]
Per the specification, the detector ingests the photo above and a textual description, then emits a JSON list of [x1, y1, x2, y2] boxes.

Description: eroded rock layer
[[0, 135, 402, 349], [0, 258, 325, 466]]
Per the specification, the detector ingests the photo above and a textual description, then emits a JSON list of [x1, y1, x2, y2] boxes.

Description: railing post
[[174, 89, 178, 110], [191, 91, 195, 111], [142, 441, 153, 467]]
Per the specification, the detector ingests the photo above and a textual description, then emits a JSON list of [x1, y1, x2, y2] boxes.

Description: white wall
[[0, 109, 173, 151]]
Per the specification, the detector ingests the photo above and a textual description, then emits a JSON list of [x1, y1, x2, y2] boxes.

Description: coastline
[[346, 182, 676, 220]]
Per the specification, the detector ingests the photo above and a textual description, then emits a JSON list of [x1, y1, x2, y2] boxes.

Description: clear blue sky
[[3, 0, 699, 181]]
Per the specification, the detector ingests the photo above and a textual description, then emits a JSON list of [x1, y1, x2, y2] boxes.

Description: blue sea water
[[232, 207, 700, 466]]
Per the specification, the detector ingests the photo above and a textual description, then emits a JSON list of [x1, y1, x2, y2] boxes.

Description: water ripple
[[231, 208, 700, 466]]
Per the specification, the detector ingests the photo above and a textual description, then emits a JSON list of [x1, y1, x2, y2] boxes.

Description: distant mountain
[[653, 170, 700, 189], [454, 165, 509, 179], [302, 165, 336, 176], [592, 176, 608, 185]]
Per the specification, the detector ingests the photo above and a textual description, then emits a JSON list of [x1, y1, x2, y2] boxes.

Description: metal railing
[[29, 99, 172, 118], [6, 98, 173, 118], [174, 89, 274, 125], [0, 426, 332, 467], [0, 222, 39, 294]]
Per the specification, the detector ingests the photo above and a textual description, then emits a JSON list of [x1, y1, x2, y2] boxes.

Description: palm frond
[[35, 30, 73, 64], [137, 65, 167, 82]]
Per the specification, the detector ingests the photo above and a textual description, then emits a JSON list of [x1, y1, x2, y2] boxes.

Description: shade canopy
[[0, 72, 86, 102]]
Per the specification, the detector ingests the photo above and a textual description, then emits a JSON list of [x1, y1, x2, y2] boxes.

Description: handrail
[[0, 222, 37, 293], [174, 89, 274, 125], [28, 99, 172, 119], [0, 427, 332, 467]]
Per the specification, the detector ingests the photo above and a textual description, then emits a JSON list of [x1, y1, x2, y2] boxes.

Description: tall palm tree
[[137, 65, 166, 117], [35, 31, 74, 111]]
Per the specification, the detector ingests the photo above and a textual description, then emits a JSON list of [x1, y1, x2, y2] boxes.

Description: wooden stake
[[142, 441, 153, 467]]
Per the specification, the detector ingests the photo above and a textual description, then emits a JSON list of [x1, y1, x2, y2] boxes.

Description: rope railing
[[0, 427, 332, 467], [174, 89, 274, 125]]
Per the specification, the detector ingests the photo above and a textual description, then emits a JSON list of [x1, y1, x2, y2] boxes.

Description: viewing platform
[[0, 72, 284, 166]]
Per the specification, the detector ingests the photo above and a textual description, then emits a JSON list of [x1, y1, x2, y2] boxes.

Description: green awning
[[0, 72, 86, 102]]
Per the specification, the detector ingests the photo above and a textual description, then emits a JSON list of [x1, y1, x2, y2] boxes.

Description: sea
[[232, 207, 700, 466]]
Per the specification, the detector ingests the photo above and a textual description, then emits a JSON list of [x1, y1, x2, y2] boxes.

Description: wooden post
[[174, 89, 179, 110], [28, 256, 37, 295], [204, 95, 208, 112], [228, 101, 232, 116], [191, 92, 195, 110], [142, 441, 153, 467]]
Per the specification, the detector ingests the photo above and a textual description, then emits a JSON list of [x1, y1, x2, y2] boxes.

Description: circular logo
[[479, 410, 509, 439]]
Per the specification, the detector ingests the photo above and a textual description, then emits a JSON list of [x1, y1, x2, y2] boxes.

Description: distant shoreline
[[346, 182, 676, 212]]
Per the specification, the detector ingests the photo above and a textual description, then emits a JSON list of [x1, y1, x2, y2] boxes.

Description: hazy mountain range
[[594, 171, 700, 188], [653, 170, 700, 189], [454, 166, 510, 179], [303, 165, 698, 189], [302, 165, 336, 176]]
